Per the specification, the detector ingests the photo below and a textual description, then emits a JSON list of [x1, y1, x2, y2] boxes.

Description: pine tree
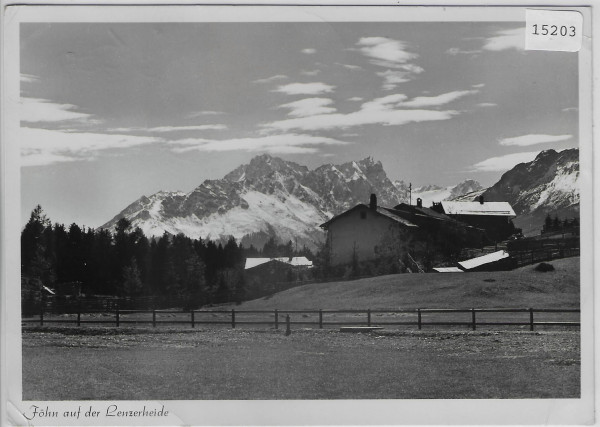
[[21, 205, 55, 290], [183, 253, 207, 305], [552, 216, 561, 230], [122, 257, 143, 297]]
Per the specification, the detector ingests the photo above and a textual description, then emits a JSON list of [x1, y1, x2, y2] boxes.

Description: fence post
[[77, 306, 81, 327], [285, 314, 291, 336], [40, 305, 44, 326], [367, 309, 371, 327], [471, 308, 476, 331], [529, 308, 534, 331], [231, 309, 236, 329], [116, 305, 120, 327], [319, 309, 323, 329], [417, 308, 421, 330], [274, 309, 279, 329], [153, 309, 156, 327], [191, 310, 194, 328]]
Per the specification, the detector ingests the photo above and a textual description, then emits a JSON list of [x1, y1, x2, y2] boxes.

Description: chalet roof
[[392, 203, 455, 222], [288, 256, 313, 267], [320, 204, 418, 229], [441, 201, 516, 217], [432, 267, 464, 273], [244, 256, 313, 270], [458, 250, 509, 270]]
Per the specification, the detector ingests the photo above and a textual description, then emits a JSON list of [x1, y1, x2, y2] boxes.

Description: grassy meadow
[[233, 256, 580, 310]]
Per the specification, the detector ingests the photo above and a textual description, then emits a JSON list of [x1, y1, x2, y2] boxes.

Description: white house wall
[[327, 207, 404, 266]]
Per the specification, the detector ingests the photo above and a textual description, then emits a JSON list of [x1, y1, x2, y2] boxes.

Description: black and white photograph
[[1, 4, 596, 426]]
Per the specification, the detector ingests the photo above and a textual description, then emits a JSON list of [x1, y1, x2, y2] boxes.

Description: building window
[[360, 211, 367, 219]]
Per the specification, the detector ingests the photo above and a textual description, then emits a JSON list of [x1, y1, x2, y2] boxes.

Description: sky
[[20, 22, 579, 228]]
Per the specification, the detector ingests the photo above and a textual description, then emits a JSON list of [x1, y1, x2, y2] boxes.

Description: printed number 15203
[[531, 24, 575, 37]]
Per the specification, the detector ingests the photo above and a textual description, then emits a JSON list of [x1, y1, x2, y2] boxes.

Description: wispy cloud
[[472, 83, 485, 88], [110, 124, 227, 133], [21, 97, 94, 123], [274, 82, 335, 96], [477, 103, 498, 107], [359, 94, 408, 111], [336, 63, 362, 70], [356, 37, 423, 89], [377, 68, 424, 90], [169, 133, 349, 155], [395, 90, 478, 108], [278, 98, 336, 117], [300, 70, 321, 76], [263, 109, 456, 133], [21, 127, 162, 166], [356, 37, 418, 68], [499, 134, 572, 147], [301, 48, 316, 54], [20, 73, 40, 83], [482, 28, 523, 51], [185, 110, 225, 118], [359, 90, 477, 110], [562, 107, 578, 112], [470, 151, 539, 172], [253, 74, 288, 84], [262, 90, 474, 133], [348, 97, 363, 102], [445, 47, 482, 55]]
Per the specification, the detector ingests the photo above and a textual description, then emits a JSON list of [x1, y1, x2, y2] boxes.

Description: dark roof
[[392, 203, 455, 222], [320, 204, 418, 229]]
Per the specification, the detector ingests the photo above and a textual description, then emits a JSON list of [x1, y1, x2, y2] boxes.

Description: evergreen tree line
[[542, 214, 579, 234], [21, 205, 314, 307]]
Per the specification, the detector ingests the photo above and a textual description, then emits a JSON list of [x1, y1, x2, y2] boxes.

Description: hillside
[[233, 257, 579, 310], [482, 149, 579, 235]]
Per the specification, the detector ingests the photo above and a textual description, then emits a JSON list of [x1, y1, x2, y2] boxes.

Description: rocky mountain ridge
[[102, 155, 408, 249], [481, 148, 579, 234]]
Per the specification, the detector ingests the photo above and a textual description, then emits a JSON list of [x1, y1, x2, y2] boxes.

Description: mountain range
[[101, 148, 579, 248]]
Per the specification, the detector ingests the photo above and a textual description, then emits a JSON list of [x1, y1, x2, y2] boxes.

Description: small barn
[[431, 196, 517, 242], [244, 256, 313, 284]]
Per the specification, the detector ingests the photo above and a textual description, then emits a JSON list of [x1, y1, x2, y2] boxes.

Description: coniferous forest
[[21, 205, 314, 309]]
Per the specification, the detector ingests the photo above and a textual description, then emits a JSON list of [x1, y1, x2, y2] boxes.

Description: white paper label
[[525, 9, 583, 52]]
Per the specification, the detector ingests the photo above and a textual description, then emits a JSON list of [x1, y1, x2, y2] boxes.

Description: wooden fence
[[509, 247, 580, 267], [22, 307, 580, 331]]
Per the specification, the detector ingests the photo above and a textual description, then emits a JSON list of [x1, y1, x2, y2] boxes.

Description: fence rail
[[509, 247, 580, 268], [22, 306, 580, 331]]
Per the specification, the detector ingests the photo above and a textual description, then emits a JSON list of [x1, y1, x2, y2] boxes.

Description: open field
[[22, 257, 580, 400], [23, 327, 579, 400], [232, 256, 580, 310]]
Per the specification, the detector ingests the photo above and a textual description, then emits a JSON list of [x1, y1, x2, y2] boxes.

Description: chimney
[[416, 198, 422, 208], [479, 195, 485, 204], [369, 194, 377, 210]]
